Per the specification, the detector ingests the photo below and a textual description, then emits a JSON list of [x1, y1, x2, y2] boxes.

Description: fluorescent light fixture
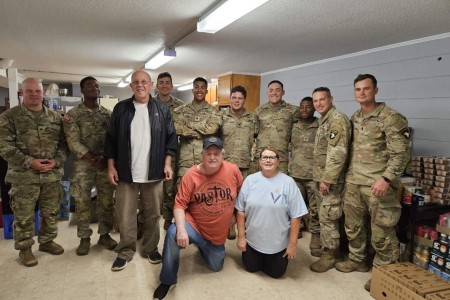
[[197, 0, 269, 34], [117, 80, 128, 88], [125, 73, 133, 83], [177, 83, 192, 91], [145, 47, 176, 69]]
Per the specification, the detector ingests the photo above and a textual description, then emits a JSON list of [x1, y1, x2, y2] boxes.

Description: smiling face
[[229, 91, 245, 112], [81, 79, 100, 100], [312, 90, 333, 116], [299, 99, 315, 121], [201, 145, 224, 173], [192, 80, 208, 102], [259, 149, 280, 177], [130, 71, 153, 103], [267, 82, 284, 105], [156, 76, 173, 99]]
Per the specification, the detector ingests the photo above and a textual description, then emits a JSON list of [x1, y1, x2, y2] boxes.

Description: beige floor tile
[[0, 217, 378, 300]]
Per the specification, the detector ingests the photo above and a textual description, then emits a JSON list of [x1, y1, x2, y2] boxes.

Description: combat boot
[[98, 234, 117, 250], [310, 248, 341, 273], [39, 241, 64, 255], [19, 248, 38, 267], [335, 258, 369, 273], [364, 279, 371, 292], [76, 238, 91, 256]]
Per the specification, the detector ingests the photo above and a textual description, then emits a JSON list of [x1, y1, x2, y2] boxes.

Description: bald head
[[21, 78, 44, 111], [130, 70, 153, 103]]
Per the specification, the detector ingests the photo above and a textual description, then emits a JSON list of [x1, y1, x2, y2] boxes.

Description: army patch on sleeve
[[330, 130, 338, 139], [401, 128, 410, 139]]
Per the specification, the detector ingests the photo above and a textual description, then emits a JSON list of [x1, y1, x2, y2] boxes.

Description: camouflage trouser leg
[[316, 183, 343, 250], [95, 168, 116, 235], [296, 179, 320, 234], [10, 182, 61, 250], [343, 183, 401, 266], [71, 165, 94, 238], [239, 168, 250, 181], [248, 160, 260, 175], [162, 178, 176, 221], [278, 161, 288, 174]]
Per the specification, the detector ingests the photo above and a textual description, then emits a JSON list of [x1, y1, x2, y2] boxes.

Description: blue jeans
[[159, 221, 225, 285]]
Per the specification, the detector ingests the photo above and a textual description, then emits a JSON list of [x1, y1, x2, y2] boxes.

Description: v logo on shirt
[[271, 192, 281, 204]]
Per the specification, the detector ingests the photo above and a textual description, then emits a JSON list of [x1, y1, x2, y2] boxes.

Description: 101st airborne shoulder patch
[[330, 130, 338, 139], [400, 127, 410, 140]]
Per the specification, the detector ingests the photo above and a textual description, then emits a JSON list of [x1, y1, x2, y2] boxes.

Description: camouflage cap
[[203, 136, 223, 150]]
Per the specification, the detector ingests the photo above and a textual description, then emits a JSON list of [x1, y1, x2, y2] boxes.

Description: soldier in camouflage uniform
[[335, 74, 410, 292], [289, 96, 320, 250], [254, 80, 297, 173], [0, 78, 68, 267], [309, 87, 351, 273], [155, 72, 185, 230], [63, 76, 117, 256], [220, 86, 256, 239], [173, 77, 222, 183]]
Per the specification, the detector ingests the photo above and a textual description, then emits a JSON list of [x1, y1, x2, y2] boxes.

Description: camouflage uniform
[[344, 102, 409, 266], [63, 103, 114, 238], [156, 95, 185, 221], [0, 105, 67, 250], [289, 117, 320, 233], [313, 106, 351, 250], [254, 100, 298, 173], [220, 108, 256, 179], [173, 101, 222, 182]]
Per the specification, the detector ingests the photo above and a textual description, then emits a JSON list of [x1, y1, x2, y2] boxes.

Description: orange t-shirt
[[174, 161, 243, 245]]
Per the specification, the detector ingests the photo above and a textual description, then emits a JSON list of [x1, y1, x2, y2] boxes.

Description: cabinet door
[[218, 75, 231, 106]]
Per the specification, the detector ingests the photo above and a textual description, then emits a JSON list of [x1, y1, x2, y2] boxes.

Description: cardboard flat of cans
[[371, 263, 450, 300]]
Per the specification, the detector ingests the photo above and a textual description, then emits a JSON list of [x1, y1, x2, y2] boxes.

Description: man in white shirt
[[104, 70, 177, 271]]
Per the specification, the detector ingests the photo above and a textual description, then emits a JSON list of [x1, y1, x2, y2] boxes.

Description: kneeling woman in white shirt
[[235, 147, 308, 278]]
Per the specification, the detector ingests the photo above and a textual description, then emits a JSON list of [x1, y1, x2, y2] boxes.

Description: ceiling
[[1, 0, 450, 88]]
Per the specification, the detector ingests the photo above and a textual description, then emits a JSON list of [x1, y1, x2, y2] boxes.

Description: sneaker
[[19, 248, 38, 267], [98, 234, 117, 250], [111, 257, 128, 271], [163, 220, 173, 230], [335, 259, 369, 273], [153, 283, 175, 300], [148, 250, 162, 264], [39, 241, 64, 255], [76, 238, 91, 256]]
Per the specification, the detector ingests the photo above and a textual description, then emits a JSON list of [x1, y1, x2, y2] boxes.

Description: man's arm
[[174, 207, 188, 248]]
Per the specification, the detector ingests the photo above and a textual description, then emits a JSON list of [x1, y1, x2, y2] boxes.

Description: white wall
[[261, 34, 450, 156]]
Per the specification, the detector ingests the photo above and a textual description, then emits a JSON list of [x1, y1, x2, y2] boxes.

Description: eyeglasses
[[260, 156, 278, 161], [131, 80, 151, 86]]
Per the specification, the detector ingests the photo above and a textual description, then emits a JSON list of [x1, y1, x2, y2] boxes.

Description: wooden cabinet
[[218, 74, 260, 111], [205, 84, 217, 105]]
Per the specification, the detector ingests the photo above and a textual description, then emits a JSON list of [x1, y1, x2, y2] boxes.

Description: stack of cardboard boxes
[[371, 262, 450, 300], [411, 156, 450, 205]]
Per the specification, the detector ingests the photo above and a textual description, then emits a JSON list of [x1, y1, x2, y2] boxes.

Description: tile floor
[[0, 216, 373, 300]]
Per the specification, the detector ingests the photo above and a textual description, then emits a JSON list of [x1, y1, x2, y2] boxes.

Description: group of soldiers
[[0, 71, 409, 293]]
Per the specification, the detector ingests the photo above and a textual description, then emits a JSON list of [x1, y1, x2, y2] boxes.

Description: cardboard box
[[417, 235, 435, 248], [371, 263, 450, 300], [436, 224, 450, 236], [426, 289, 450, 299]]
